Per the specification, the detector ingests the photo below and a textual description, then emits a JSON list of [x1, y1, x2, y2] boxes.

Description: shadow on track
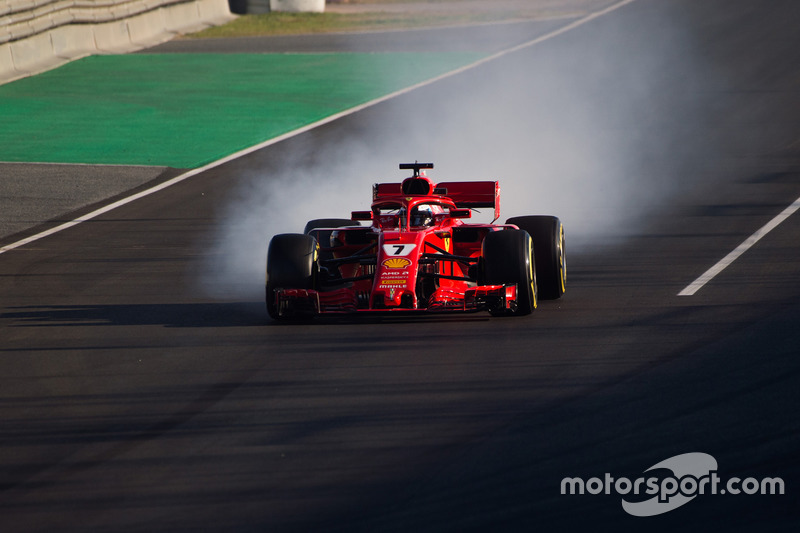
[[1, 302, 510, 328], [1, 302, 267, 328]]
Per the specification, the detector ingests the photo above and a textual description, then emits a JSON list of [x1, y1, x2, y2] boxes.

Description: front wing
[[272, 284, 519, 318]]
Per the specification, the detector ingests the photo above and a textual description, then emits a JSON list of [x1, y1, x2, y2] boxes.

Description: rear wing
[[372, 180, 500, 220]]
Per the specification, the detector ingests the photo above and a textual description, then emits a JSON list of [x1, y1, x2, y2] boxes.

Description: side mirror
[[449, 208, 471, 219], [351, 210, 373, 221]]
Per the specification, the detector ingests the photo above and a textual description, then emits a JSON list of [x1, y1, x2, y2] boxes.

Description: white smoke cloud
[[198, 5, 714, 300]]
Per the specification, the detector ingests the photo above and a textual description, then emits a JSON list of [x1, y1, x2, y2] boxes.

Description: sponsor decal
[[560, 452, 785, 516], [382, 257, 412, 269], [378, 280, 407, 288]]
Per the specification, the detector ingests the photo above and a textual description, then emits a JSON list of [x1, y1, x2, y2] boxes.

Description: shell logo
[[382, 257, 411, 269]]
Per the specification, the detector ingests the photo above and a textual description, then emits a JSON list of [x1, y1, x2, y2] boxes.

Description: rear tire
[[481, 229, 537, 316], [266, 234, 318, 320], [303, 218, 360, 234], [506, 216, 566, 300], [304, 218, 361, 263]]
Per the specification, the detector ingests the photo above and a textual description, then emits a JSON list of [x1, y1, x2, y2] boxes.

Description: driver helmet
[[410, 204, 434, 227]]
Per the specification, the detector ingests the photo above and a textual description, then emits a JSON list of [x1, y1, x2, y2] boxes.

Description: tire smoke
[[199, 3, 723, 300]]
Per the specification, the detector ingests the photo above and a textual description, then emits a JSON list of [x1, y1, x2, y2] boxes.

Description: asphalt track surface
[[1, 0, 799, 531]]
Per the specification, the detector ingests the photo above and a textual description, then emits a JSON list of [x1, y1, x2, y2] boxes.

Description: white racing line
[[0, 0, 639, 257], [678, 196, 800, 296]]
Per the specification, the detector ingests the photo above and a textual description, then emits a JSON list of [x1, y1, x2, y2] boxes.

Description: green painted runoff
[[0, 52, 485, 168]]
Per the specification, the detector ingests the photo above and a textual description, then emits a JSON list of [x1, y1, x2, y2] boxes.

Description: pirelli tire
[[481, 229, 537, 316], [265, 233, 319, 320], [506, 215, 566, 300]]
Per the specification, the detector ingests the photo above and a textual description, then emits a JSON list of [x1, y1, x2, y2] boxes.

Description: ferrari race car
[[265, 163, 566, 319]]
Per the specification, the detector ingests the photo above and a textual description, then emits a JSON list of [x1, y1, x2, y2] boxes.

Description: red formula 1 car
[[265, 162, 566, 319]]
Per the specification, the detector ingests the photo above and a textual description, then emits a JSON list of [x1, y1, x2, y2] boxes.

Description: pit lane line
[[678, 194, 800, 296], [0, 0, 638, 258]]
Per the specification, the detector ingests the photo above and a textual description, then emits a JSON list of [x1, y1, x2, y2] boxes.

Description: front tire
[[506, 216, 566, 300], [481, 229, 537, 316], [265, 233, 318, 320]]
